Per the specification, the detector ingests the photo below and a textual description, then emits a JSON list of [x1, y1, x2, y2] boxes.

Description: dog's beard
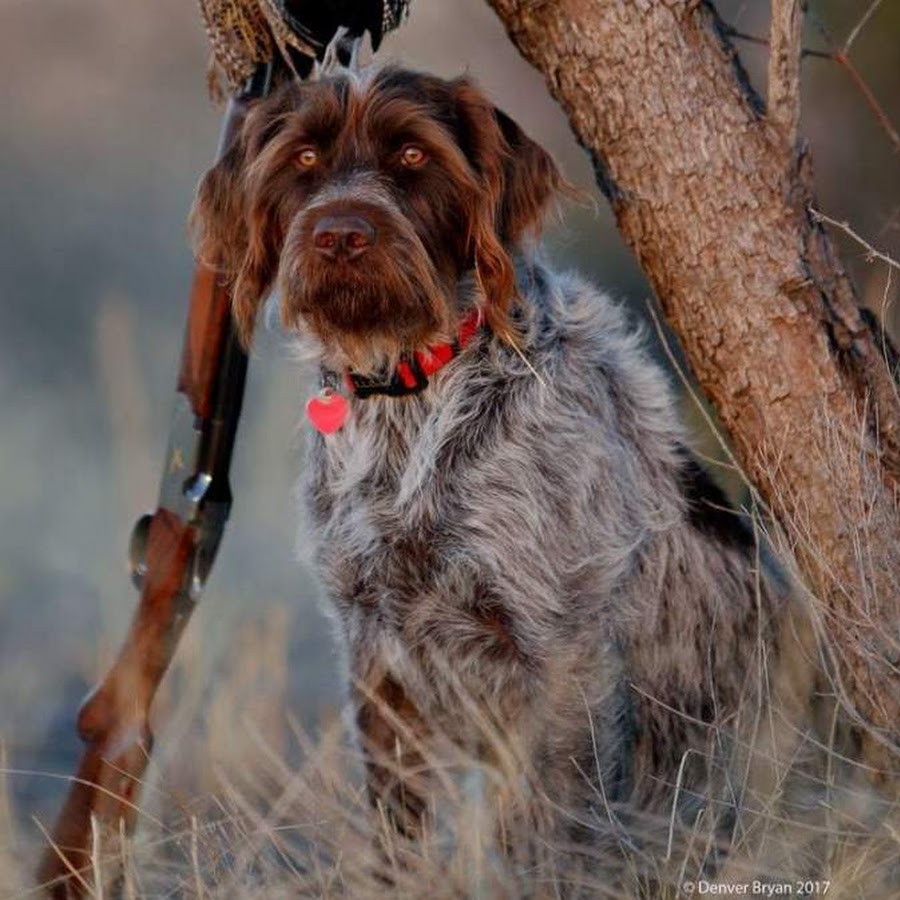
[[278, 222, 458, 374]]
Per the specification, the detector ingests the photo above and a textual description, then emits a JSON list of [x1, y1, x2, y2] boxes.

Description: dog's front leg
[[353, 668, 432, 841]]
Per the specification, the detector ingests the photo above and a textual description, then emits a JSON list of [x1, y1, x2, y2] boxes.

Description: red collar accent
[[345, 307, 484, 398]]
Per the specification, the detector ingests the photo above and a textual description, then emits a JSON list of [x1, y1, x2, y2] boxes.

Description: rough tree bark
[[484, 0, 900, 744]]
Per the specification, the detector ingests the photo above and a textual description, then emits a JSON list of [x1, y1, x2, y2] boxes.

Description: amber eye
[[296, 147, 319, 168], [400, 144, 427, 167]]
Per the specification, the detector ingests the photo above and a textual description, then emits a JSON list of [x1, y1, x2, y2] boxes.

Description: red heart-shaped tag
[[305, 388, 348, 434]]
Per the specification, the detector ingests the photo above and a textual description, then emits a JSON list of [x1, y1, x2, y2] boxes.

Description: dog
[[191, 64, 817, 883]]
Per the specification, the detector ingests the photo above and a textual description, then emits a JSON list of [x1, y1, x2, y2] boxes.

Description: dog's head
[[190, 66, 563, 369]]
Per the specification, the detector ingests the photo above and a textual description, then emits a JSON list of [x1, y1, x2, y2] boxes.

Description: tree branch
[[767, 0, 803, 155]]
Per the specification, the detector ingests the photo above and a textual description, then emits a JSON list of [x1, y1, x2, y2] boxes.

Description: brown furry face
[[190, 66, 562, 368]]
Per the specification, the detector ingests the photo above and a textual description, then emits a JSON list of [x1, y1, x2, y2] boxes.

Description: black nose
[[312, 215, 376, 259]]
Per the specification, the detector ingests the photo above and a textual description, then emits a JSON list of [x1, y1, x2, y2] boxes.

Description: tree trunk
[[485, 0, 900, 743]]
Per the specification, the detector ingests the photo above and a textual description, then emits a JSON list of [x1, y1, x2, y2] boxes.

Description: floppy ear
[[188, 104, 282, 347], [452, 80, 563, 342], [493, 107, 563, 245]]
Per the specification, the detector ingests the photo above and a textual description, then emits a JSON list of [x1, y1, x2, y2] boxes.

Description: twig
[[832, 48, 900, 156], [91, 815, 104, 900], [843, 0, 885, 53], [665, 750, 692, 862], [33, 817, 95, 896], [809, 207, 900, 273], [643, 298, 759, 500], [767, 0, 804, 151], [878, 267, 899, 402], [190, 815, 205, 899], [722, 25, 830, 60], [810, 9, 900, 156]]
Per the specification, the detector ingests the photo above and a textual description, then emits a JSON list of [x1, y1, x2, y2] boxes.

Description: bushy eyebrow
[[287, 87, 345, 145], [359, 94, 476, 177]]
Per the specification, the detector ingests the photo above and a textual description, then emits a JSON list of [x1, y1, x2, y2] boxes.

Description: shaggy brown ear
[[452, 80, 563, 341], [188, 107, 280, 347], [493, 107, 563, 245]]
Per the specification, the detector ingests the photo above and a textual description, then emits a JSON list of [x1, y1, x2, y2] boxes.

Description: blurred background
[[1, 0, 898, 885]]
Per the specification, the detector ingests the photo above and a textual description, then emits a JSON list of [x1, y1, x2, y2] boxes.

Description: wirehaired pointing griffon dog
[[191, 65, 814, 875]]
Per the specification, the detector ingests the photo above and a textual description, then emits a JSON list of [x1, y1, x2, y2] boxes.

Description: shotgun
[[36, 62, 273, 897]]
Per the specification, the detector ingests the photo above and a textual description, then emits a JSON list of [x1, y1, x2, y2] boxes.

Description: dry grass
[[4, 586, 899, 899], [7, 734, 899, 898]]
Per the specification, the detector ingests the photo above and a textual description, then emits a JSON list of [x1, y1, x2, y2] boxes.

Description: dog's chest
[[307, 401, 463, 618]]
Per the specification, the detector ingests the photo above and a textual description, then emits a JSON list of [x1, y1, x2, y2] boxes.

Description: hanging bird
[[198, 0, 413, 89], [279, 0, 409, 54]]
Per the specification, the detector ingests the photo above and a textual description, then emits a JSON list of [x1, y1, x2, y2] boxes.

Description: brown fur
[[190, 67, 564, 362]]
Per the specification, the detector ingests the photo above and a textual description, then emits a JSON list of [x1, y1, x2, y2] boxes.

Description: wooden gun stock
[[37, 62, 273, 898], [37, 512, 193, 896]]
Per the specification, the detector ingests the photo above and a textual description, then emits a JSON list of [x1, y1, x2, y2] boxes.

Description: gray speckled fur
[[303, 259, 798, 853]]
